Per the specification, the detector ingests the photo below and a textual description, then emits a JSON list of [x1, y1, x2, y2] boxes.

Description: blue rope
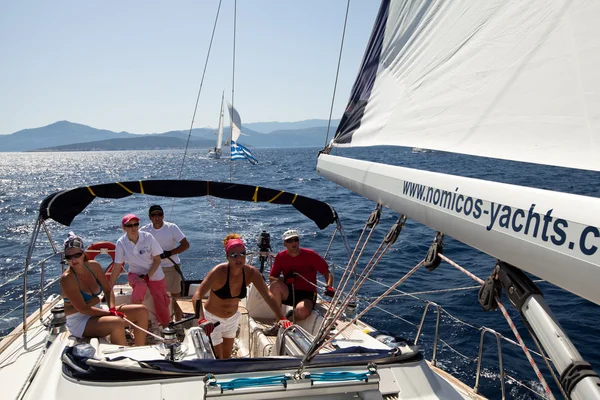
[[209, 370, 371, 391], [309, 371, 372, 382], [210, 374, 290, 391]]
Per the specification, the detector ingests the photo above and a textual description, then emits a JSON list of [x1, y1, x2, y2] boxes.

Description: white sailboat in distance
[[207, 92, 225, 159]]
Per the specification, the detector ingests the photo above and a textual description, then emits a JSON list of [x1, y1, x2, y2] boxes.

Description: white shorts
[[204, 309, 240, 346], [66, 304, 109, 338]]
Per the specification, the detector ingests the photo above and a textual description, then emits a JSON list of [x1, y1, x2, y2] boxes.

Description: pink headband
[[225, 239, 245, 253]]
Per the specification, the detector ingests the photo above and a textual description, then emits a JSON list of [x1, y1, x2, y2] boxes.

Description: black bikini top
[[212, 265, 247, 300]]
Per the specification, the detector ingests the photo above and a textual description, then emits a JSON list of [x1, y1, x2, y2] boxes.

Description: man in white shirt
[[140, 205, 190, 320]]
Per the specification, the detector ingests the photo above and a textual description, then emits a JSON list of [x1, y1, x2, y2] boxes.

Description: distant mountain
[[1, 120, 337, 152], [244, 119, 339, 134], [31, 136, 215, 152], [0, 121, 133, 151], [242, 126, 334, 148]]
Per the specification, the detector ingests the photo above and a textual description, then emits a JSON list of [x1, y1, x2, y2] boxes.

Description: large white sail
[[318, 0, 600, 304], [333, 0, 600, 172]]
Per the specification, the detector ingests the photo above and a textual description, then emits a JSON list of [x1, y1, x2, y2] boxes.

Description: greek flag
[[231, 140, 258, 165]]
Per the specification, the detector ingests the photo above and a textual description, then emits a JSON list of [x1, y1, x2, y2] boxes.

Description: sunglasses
[[150, 213, 163, 217], [285, 237, 299, 243], [227, 252, 246, 258], [65, 252, 84, 260], [124, 222, 140, 228]]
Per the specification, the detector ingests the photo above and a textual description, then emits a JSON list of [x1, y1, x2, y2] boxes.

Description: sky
[[0, 1, 379, 135]]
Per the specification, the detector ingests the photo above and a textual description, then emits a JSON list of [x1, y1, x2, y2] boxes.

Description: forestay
[[334, 0, 600, 172]]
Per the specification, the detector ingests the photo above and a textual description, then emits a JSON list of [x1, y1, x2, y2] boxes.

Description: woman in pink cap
[[191, 234, 290, 359], [110, 214, 171, 329]]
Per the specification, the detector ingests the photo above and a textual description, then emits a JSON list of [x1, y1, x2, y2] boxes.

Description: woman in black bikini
[[60, 233, 148, 346], [191, 234, 289, 359]]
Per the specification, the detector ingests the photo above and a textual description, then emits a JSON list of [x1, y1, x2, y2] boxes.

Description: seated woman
[[60, 232, 148, 346], [110, 214, 171, 328], [192, 234, 291, 359]]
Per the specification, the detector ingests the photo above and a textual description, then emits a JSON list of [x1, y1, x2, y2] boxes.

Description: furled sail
[[317, 0, 600, 305]]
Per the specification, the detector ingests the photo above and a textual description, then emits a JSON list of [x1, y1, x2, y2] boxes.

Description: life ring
[[85, 241, 117, 280]]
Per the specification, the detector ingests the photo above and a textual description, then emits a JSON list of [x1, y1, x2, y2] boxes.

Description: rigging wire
[[324, 0, 351, 147], [175, 0, 224, 183], [438, 253, 555, 399], [227, 0, 238, 233]]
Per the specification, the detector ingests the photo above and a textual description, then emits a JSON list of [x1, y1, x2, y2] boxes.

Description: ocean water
[[0, 147, 599, 399]]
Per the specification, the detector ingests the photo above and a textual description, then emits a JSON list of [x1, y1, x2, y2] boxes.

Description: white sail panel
[[318, 154, 600, 305], [216, 94, 225, 151], [335, 0, 600, 172], [227, 101, 242, 143]]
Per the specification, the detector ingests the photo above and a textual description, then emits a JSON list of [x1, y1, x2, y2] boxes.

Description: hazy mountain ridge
[[0, 120, 339, 152]]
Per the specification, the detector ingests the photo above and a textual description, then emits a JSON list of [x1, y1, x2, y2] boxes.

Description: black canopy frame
[[39, 179, 338, 229]]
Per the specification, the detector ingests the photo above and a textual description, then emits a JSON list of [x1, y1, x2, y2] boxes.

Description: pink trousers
[[127, 273, 171, 326]]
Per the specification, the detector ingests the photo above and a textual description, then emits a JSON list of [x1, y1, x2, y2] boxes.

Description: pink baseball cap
[[122, 213, 140, 225]]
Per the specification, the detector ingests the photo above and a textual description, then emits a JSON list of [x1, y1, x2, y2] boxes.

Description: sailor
[[110, 214, 171, 329], [140, 204, 190, 321], [61, 232, 148, 346], [264, 229, 335, 335], [191, 234, 289, 359]]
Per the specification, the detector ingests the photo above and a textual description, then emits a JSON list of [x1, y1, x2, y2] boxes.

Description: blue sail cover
[[61, 345, 421, 382]]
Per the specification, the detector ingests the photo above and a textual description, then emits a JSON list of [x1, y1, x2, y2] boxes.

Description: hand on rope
[[278, 318, 292, 329], [109, 307, 125, 318], [198, 318, 215, 336], [139, 274, 149, 283], [324, 285, 336, 297], [160, 250, 172, 259]]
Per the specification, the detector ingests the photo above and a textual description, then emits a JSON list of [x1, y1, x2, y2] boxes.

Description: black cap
[[149, 205, 163, 215]]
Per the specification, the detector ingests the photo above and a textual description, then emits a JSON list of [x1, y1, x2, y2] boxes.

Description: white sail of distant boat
[[227, 101, 257, 164], [317, 0, 600, 397], [207, 92, 225, 159]]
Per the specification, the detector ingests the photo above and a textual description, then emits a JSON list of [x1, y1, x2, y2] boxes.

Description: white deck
[[1, 286, 485, 400]]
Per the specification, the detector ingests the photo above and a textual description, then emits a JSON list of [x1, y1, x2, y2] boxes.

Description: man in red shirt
[[266, 229, 334, 331]]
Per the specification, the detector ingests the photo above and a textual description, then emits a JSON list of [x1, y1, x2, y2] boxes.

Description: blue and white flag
[[231, 140, 258, 165]]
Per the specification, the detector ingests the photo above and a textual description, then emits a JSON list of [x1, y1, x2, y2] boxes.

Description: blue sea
[[1, 147, 599, 399]]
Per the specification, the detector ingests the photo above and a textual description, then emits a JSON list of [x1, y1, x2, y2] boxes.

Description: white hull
[[207, 149, 222, 159]]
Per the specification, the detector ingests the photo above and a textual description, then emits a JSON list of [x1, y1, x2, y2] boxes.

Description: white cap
[[282, 229, 300, 241]]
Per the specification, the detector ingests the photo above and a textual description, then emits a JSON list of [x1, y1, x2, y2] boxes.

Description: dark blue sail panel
[[333, 0, 390, 145]]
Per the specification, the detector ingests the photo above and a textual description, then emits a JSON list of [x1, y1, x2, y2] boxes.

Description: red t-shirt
[[270, 248, 329, 292]]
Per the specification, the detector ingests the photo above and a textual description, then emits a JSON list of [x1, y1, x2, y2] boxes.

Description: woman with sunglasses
[[60, 232, 148, 345], [110, 214, 171, 329], [191, 234, 290, 359]]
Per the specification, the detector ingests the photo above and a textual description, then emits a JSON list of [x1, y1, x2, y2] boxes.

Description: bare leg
[[269, 280, 288, 308], [83, 316, 127, 345], [221, 337, 235, 359], [119, 304, 148, 346], [294, 299, 314, 321], [213, 343, 224, 359]]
